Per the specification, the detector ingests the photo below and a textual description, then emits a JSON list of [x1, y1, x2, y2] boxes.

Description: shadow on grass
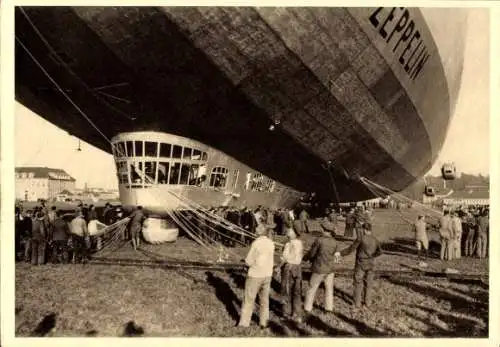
[[334, 286, 354, 305], [405, 305, 488, 337], [381, 238, 440, 259], [206, 271, 242, 323], [335, 312, 388, 336], [122, 320, 144, 337], [387, 277, 488, 315], [31, 312, 57, 337], [305, 314, 352, 336]]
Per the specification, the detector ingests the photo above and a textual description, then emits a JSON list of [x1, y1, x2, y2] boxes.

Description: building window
[[183, 147, 192, 160], [172, 145, 182, 159], [145, 142, 158, 157], [159, 143, 172, 158], [191, 149, 201, 160], [115, 142, 126, 157], [169, 162, 181, 184], [209, 167, 228, 189], [116, 161, 128, 184], [135, 141, 144, 157], [232, 170, 239, 189], [179, 164, 190, 185], [244, 172, 251, 190], [130, 162, 143, 184], [144, 162, 157, 184], [126, 141, 134, 157], [158, 162, 170, 184]]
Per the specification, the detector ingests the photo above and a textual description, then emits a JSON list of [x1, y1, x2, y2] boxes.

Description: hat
[[362, 223, 372, 231]]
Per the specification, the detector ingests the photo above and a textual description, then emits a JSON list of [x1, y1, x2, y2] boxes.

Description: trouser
[[304, 272, 334, 312], [344, 224, 354, 238], [238, 276, 271, 327], [24, 238, 32, 262], [440, 237, 451, 260], [416, 240, 428, 259], [465, 231, 476, 256], [76, 236, 91, 262], [476, 232, 487, 258], [280, 264, 303, 319], [30, 239, 46, 265], [454, 234, 462, 259], [50, 240, 69, 263], [353, 265, 375, 307]]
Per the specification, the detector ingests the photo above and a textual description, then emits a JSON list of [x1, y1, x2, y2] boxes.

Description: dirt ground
[[15, 208, 489, 337]]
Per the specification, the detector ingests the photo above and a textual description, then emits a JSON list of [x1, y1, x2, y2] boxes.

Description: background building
[[15, 167, 76, 201]]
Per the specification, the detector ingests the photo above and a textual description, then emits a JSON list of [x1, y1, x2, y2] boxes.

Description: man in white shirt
[[413, 215, 429, 259], [439, 210, 453, 260], [451, 211, 463, 259], [238, 222, 275, 328]]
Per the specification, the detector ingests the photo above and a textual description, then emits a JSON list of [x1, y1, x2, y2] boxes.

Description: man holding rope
[[237, 222, 276, 329]]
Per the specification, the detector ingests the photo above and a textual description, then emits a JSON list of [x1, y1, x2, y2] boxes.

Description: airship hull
[[15, 7, 467, 205]]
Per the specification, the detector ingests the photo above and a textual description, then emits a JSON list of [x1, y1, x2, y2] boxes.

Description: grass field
[[15, 208, 489, 337]]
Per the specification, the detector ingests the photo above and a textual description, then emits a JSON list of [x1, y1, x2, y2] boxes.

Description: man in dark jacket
[[303, 230, 340, 313], [51, 210, 70, 263], [336, 223, 382, 308], [128, 206, 146, 251], [31, 211, 48, 265]]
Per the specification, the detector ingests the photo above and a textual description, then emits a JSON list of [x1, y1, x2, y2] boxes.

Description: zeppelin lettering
[[369, 7, 430, 82]]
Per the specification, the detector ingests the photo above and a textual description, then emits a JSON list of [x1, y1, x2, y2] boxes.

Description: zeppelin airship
[[15, 7, 468, 233]]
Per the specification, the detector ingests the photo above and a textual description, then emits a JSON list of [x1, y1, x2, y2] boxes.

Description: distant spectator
[[476, 211, 488, 259], [438, 211, 453, 261], [31, 211, 48, 265], [50, 210, 70, 263], [451, 211, 463, 259], [413, 215, 429, 259], [465, 212, 477, 256]]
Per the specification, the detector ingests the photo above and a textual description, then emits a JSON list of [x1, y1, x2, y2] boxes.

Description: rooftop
[[15, 167, 76, 181]]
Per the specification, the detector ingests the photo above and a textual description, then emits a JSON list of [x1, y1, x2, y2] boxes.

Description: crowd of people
[[14, 201, 126, 264], [237, 208, 382, 328], [412, 206, 489, 261], [14, 199, 489, 329]]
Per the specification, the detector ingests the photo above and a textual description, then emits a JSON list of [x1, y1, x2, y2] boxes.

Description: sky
[[14, 8, 490, 190]]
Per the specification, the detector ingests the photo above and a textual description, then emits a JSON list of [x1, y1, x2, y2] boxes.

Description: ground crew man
[[238, 222, 275, 328], [451, 211, 463, 259], [476, 210, 488, 258], [413, 215, 429, 259], [303, 229, 339, 313], [438, 211, 453, 260], [335, 223, 382, 308], [128, 206, 146, 251]]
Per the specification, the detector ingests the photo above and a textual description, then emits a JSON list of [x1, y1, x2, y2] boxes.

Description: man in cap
[[335, 222, 382, 308], [31, 210, 48, 265], [279, 224, 304, 322], [476, 210, 489, 259], [438, 210, 453, 260], [303, 227, 340, 314], [70, 209, 90, 263], [237, 221, 276, 328], [128, 206, 146, 251]]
